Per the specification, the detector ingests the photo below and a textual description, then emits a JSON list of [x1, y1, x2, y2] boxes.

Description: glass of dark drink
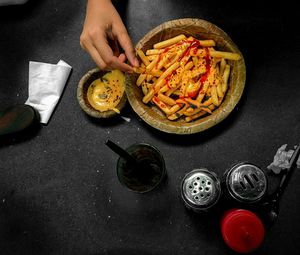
[[116, 143, 166, 193]]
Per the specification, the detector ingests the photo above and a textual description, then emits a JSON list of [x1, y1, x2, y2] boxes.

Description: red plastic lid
[[221, 209, 265, 253]]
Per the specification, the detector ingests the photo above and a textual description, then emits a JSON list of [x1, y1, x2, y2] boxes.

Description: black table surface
[[1, 0, 300, 254]]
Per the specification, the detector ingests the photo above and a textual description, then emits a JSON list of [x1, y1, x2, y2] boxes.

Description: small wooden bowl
[[77, 68, 127, 118], [125, 18, 246, 134]]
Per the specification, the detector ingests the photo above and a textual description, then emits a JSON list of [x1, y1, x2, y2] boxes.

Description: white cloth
[[25, 60, 72, 124], [267, 144, 300, 174]]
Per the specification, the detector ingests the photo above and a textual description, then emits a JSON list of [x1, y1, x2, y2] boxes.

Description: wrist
[[87, 0, 113, 10], [87, 0, 112, 4]]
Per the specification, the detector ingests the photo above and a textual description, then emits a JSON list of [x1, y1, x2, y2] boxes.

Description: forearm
[[85, 0, 124, 33]]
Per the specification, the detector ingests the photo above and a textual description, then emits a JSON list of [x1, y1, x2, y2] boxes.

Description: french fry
[[164, 44, 190, 69], [196, 81, 209, 103], [222, 64, 230, 93], [198, 39, 216, 47], [143, 89, 155, 104], [166, 83, 181, 97], [184, 61, 194, 71], [156, 52, 175, 70], [136, 74, 147, 86], [137, 49, 150, 66], [185, 111, 207, 122], [201, 106, 213, 114], [201, 98, 212, 106], [146, 49, 164, 55], [149, 69, 163, 77], [146, 74, 153, 82], [158, 93, 177, 106], [168, 104, 182, 115], [164, 52, 181, 69], [147, 55, 158, 61], [152, 96, 171, 115], [216, 82, 224, 99], [133, 66, 145, 74], [183, 97, 213, 114], [183, 107, 203, 116], [219, 58, 227, 75], [185, 104, 215, 122], [211, 85, 219, 106], [184, 98, 201, 109], [141, 82, 148, 95], [168, 104, 188, 120], [154, 62, 180, 90], [172, 89, 181, 96], [153, 79, 166, 92], [159, 85, 169, 93], [209, 50, 241, 61], [153, 34, 186, 49], [146, 55, 159, 71], [191, 48, 206, 57], [192, 56, 198, 68]]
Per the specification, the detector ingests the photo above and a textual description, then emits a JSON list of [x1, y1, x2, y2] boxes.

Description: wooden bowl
[[125, 18, 246, 134], [77, 68, 127, 118]]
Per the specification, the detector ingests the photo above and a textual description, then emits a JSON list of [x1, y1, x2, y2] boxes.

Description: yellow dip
[[87, 70, 125, 113]]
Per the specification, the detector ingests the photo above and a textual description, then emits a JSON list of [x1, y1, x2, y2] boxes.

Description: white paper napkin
[[25, 60, 72, 124], [267, 144, 300, 174]]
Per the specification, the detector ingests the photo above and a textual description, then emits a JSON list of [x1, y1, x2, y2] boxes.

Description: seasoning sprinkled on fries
[[133, 34, 241, 122]]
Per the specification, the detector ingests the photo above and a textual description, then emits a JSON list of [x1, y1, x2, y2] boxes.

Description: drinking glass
[[116, 143, 166, 193]]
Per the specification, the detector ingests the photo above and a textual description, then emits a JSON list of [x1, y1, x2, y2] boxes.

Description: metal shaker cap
[[226, 163, 267, 203], [181, 169, 221, 211]]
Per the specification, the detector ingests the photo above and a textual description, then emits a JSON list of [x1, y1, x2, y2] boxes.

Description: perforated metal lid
[[226, 163, 267, 203], [181, 169, 221, 211]]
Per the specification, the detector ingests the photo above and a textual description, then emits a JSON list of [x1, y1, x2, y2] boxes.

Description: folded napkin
[[267, 144, 300, 174], [25, 60, 72, 124]]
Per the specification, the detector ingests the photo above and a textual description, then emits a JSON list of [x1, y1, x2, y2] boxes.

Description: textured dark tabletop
[[0, 0, 300, 254]]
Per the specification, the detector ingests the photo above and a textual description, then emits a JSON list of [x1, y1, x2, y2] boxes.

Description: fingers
[[116, 28, 139, 67], [118, 53, 127, 63], [92, 28, 136, 72], [80, 38, 107, 69], [81, 32, 133, 72]]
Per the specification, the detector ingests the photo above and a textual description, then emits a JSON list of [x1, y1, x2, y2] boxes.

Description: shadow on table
[[184, 206, 224, 244], [0, 120, 41, 149], [83, 103, 134, 128]]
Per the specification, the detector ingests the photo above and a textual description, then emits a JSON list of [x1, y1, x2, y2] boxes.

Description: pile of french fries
[[133, 34, 241, 122]]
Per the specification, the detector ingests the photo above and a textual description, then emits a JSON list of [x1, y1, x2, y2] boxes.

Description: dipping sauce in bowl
[[77, 68, 127, 118], [87, 70, 125, 114]]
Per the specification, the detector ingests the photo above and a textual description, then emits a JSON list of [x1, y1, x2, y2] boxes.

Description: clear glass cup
[[116, 143, 166, 193]]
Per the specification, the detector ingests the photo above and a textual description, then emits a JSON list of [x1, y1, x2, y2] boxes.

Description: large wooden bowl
[[126, 18, 246, 134]]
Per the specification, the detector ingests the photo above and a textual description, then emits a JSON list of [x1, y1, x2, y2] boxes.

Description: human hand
[[80, 0, 139, 72]]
